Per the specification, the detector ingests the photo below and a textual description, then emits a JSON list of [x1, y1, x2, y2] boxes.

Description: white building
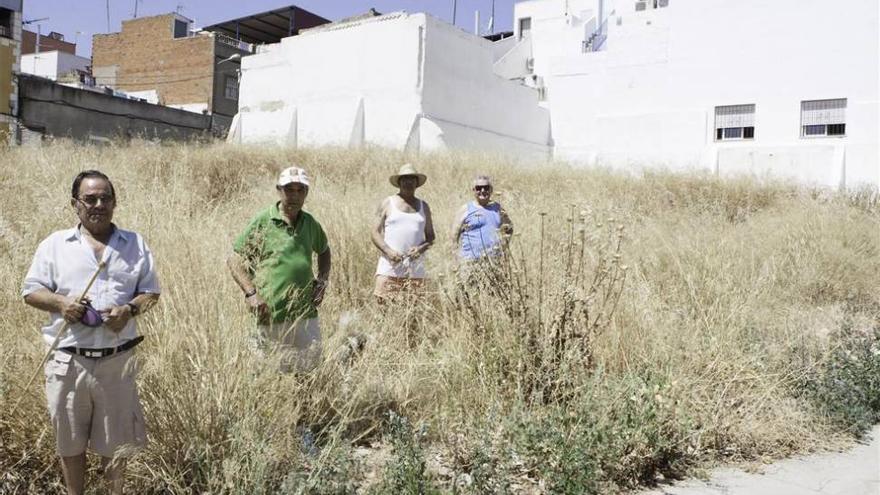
[[516, 0, 879, 188], [232, 1, 879, 188], [21, 50, 90, 81], [229, 12, 551, 159]]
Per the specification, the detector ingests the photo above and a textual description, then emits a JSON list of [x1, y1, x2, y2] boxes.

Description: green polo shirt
[[233, 203, 328, 323]]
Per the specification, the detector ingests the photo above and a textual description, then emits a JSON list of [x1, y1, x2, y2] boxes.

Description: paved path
[[638, 426, 880, 495]]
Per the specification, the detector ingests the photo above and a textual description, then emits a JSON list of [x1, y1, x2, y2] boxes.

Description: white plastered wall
[[234, 12, 551, 160], [21, 51, 90, 81], [420, 15, 551, 159], [237, 15, 423, 148], [532, 0, 879, 188]]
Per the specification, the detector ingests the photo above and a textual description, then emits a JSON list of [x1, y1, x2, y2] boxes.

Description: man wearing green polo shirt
[[228, 166, 332, 372]]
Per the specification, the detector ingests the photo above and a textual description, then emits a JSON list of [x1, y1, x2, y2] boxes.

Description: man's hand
[[406, 246, 423, 259], [312, 279, 328, 307], [246, 293, 271, 324], [101, 305, 132, 333], [59, 297, 87, 323]]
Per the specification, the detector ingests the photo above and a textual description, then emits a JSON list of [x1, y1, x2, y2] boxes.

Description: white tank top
[[376, 197, 427, 278]]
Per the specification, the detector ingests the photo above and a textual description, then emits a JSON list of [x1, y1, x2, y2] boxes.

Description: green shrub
[[800, 322, 880, 436]]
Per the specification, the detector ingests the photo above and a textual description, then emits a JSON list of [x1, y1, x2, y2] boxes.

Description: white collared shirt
[[21, 225, 161, 348]]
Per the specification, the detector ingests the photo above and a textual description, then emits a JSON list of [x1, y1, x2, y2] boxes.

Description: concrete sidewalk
[[637, 426, 880, 495]]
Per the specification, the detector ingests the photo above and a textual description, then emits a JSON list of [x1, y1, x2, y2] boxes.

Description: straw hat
[[389, 163, 427, 188]]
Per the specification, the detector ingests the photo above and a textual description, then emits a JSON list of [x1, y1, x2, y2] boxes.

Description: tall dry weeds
[[0, 141, 878, 493]]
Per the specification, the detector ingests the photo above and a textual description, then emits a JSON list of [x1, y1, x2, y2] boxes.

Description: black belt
[[59, 336, 144, 359]]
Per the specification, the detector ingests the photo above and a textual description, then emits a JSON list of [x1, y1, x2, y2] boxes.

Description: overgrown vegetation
[[0, 141, 878, 493]]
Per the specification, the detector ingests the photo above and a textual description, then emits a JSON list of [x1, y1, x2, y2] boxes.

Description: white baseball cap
[[277, 166, 310, 187]]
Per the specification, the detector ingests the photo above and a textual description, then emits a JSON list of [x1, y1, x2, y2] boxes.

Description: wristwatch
[[244, 288, 257, 298], [126, 302, 141, 317]]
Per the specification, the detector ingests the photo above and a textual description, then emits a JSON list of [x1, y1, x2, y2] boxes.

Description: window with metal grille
[[714, 104, 755, 141], [801, 99, 846, 137], [224, 74, 238, 100], [0, 8, 12, 39]]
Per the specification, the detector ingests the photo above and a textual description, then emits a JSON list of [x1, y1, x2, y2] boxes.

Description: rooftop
[[202, 5, 331, 45]]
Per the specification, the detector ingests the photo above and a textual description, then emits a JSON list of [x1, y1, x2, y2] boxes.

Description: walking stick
[[8, 261, 106, 417]]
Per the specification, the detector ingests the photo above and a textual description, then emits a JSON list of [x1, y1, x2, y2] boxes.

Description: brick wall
[[1, 9, 19, 115], [92, 14, 215, 111], [22, 30, 76, 55]]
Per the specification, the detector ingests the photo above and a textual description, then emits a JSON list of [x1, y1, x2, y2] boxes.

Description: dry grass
[[0, 141, 878, 494]]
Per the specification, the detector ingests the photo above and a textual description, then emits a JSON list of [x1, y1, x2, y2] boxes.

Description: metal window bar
[[214, 32, 253, 53], [715, 104, 755, 128], [801, 98, 846, 126], [224, 75, 239, 100], [582, 16, 609, 53]]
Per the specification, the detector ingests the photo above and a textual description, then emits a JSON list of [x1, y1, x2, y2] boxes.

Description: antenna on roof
[[23, 18, 50, 55], [22, 16, 50, 25], [176, 2, 185, 14], [489, 0, 495, 34], [133, 0, 141, 18], [452, 0, 457, 25], [106, 0, 111, 32]]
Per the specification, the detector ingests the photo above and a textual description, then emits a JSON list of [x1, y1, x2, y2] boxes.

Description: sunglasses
[[75, 194, 114, 207], [474, 185, 492, 192]]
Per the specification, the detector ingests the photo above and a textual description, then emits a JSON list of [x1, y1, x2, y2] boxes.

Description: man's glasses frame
[[75, 194, 115, 207], [474, 185, 492, 192]]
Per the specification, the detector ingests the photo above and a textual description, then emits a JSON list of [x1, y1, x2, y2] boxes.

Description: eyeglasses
[[75, 194, 114, 207], [474, 185, 492, 192]]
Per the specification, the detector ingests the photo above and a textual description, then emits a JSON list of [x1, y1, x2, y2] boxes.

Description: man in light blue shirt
[[22, 170, 160, 495]]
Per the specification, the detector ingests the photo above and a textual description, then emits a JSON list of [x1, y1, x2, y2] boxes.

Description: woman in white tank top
[[371, 164, 435, 301], [376, 198, 427, 278]]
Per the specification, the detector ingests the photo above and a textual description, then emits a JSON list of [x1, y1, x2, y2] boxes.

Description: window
[[715, 104, 755, 141], [173, 19, 189, 38], [0, 8, 12, 39], [636, 0, 668, 12], [224, 74, 239, 100], [801, 98, 846, 137], [518, 17, 531, 40]]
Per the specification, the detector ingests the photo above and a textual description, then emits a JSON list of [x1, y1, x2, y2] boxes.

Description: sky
[[23, 0, 520, 58]]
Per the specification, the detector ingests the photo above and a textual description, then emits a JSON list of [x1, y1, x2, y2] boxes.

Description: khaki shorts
[[44, 349, 146, 458], [373, 275, 425, 302], [254, 317, 322, 373]]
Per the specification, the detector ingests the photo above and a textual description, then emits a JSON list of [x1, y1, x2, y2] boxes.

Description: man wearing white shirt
[[22, 170, 160, 495]]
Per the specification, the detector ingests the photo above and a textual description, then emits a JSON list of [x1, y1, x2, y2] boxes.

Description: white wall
[[21, 51, 90, 81], [235, 12, 551, 160], [536, 0, 879, 188], [237, 13, 423, 147], [514, 0, 598, 79], [420, 15, 551, 159], [233, 1, 877, 188]]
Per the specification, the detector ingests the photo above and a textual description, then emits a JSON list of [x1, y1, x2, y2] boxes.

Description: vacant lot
[[1, 143, 878, 494]]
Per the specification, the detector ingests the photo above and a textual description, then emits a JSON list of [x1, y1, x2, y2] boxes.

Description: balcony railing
[[0, 24, 12, 39], [582, 17, 608, 53], [214, 32, 253, 53]]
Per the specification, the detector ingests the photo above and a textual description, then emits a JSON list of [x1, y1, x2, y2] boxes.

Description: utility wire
[[97, 74, 216, 85]]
